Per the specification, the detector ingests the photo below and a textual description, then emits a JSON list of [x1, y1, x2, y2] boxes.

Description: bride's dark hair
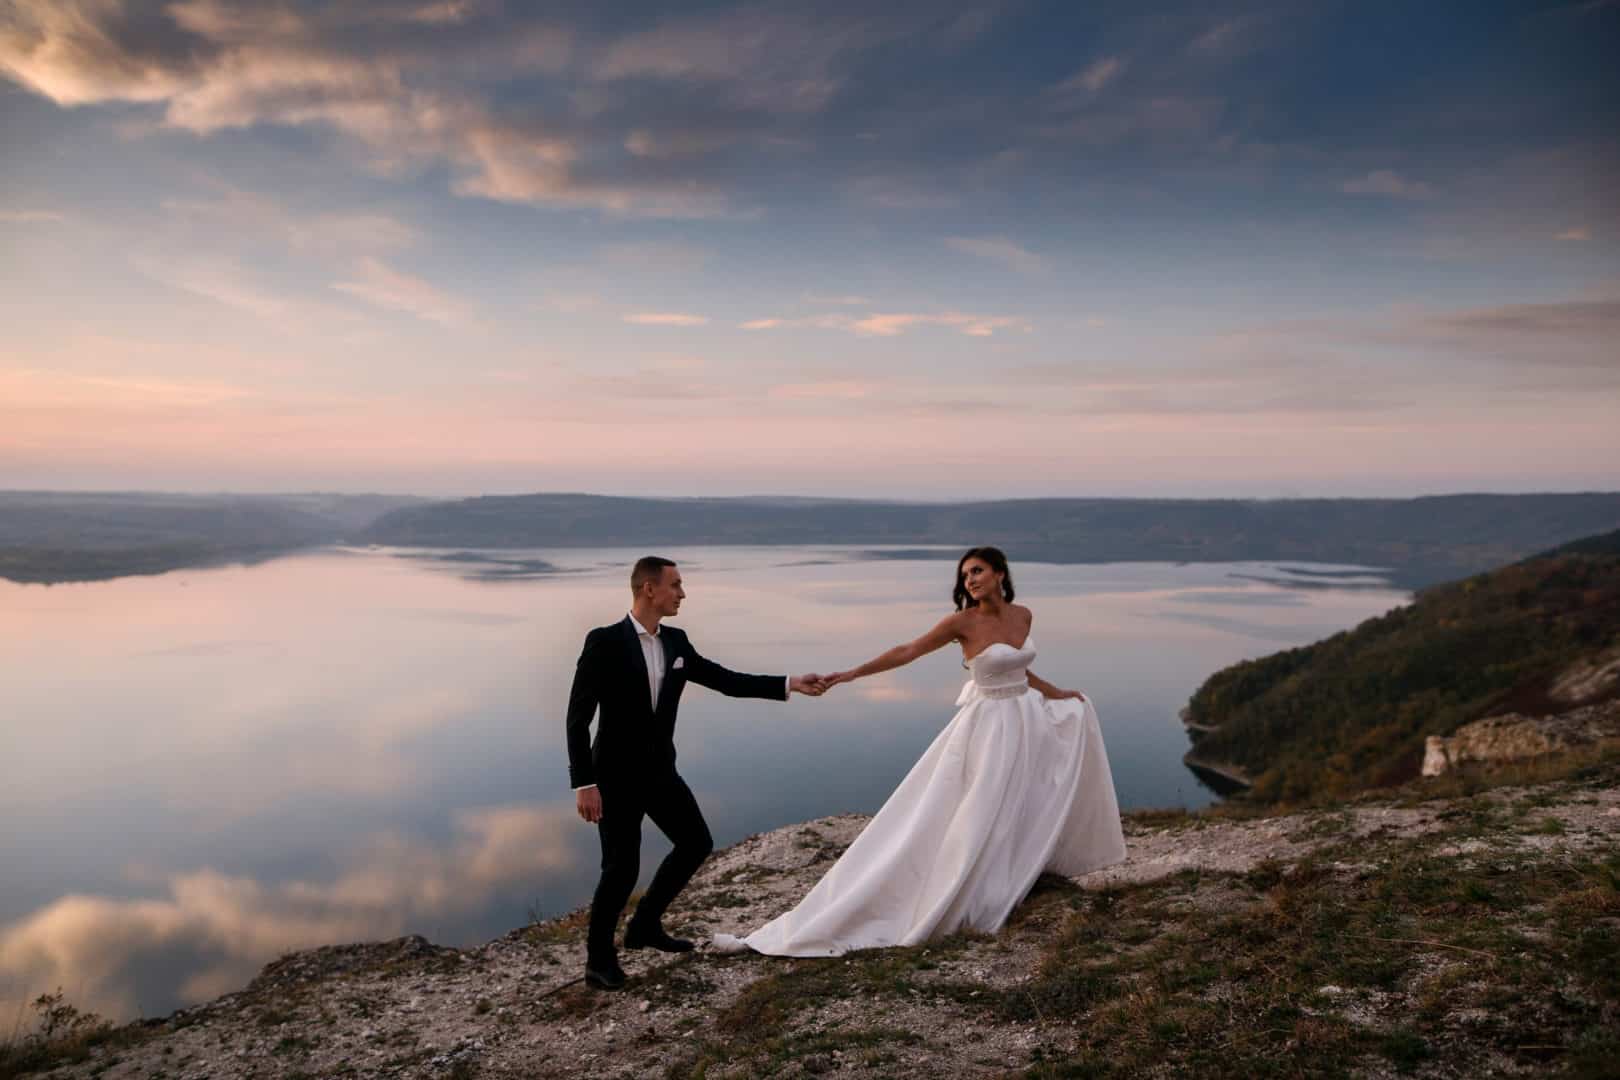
[[953, 546, 1014, 611]]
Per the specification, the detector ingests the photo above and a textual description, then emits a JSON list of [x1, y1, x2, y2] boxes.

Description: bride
[[714, 546, 1126, 957]]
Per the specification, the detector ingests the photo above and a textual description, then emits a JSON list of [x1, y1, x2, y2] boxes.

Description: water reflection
[[0, 547, 1408, 1020]]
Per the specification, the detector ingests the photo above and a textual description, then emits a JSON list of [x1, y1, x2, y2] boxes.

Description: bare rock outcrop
[[1550, 644, 1620, 703], [1423, 699, 1620, 777]]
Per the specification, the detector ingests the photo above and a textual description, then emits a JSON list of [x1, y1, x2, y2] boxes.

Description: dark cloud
[[1424, 298, 1620, 345], [1, 1, 1615, 228]]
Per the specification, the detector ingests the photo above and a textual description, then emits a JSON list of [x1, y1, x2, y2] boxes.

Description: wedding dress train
[[713, 637, 1125, 956]]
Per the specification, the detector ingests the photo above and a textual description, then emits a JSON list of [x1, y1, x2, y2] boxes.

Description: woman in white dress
[[714, 547, 1126, 957]]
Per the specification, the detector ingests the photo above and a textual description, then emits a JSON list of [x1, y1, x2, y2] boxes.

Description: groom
[[567, 555, 827, 990]]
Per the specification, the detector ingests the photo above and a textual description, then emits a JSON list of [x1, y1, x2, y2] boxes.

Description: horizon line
[[4, 487, 1620, 504]]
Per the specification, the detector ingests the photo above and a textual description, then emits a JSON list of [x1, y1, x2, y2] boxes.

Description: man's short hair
[[631, 556, 677, 592]]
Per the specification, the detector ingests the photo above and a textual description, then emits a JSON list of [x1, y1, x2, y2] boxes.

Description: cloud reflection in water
[[0, 803, 583, 1021]]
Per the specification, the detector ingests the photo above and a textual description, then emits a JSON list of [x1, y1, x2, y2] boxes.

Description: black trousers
[[587, 769, 714, 962]]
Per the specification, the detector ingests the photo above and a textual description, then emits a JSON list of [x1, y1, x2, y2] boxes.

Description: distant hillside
[[10, 490, 1620, 588], [0, 492, 428, 584], [1548, 529, 1620, 558], [1182, 527, 1620, 802], [360, 492, 1620, 586]]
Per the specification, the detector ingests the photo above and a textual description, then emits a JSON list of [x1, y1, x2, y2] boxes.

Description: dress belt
[[976, 680, 1030, 699]]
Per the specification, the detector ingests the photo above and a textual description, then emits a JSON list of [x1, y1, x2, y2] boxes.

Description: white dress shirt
[[628, 611, 665, 710]]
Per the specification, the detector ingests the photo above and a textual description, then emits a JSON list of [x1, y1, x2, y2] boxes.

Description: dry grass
[[664, 762, 1620, 1079]]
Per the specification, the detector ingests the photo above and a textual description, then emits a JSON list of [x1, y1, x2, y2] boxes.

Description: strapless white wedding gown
[[713, 637, 1125, 956]]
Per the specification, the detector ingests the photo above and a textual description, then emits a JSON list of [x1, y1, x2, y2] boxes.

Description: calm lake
[[0, 546, 1408, 1019]]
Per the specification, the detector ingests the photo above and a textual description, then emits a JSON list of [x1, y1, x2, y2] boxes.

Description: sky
[[1, 0, 1617, 499]]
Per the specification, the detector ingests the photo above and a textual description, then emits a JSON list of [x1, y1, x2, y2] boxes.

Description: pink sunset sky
[[2, 1, 1616, 497]]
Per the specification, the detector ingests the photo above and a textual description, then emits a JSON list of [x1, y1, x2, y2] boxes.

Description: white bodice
[[965, 636, 1035, 699]]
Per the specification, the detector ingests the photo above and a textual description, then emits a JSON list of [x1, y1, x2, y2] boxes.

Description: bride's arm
[[1028, 670, 1086, 702], [828, 615, 961, 686]]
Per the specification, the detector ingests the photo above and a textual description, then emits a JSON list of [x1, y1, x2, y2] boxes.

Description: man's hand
[[575, 785, 603, 823], [789, 673, 830, 697]]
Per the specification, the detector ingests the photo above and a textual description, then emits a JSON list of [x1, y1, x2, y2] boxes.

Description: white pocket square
[[671, 657, 685, 670]]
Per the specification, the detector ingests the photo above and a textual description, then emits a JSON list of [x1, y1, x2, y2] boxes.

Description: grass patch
[[518, 907, 589, 947], [667, 933, 982, 1077], [0, 991, 153, 1080], [1000, 814, 1620, 1077], [676, 781, 1620, 1079]]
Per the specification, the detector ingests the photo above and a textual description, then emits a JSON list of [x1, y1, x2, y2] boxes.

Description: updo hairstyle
[[953, 546, 1014, 611]]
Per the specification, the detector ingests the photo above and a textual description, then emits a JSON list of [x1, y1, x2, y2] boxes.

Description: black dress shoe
[[584, 958, 626, 991], [623, 922, 695, 953]]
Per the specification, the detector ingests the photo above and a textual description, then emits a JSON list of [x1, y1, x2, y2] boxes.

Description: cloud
[[850, 312, 1028, 337], [1187, 15, 1274, 59], [131, 253, 289, 317], [449, 120, 739, 219], [1556, 227, 1590, 241], [1418, 297, 1620, 352], [769, 380, 877, 400], [0, 368, 257, 410], [1342, 169, 1435, 200], [0, 1, 1007, 222], [1052, 56, 1126, 95], [586, 6, 931, 115], [1246, 294, 1620, 380], [1178, 290, 1620, 408], [407, 0, 479, 25], [162, 187, 418, 255], [623, 312, 709, 326], [331, 256, 466, 324], [848, 175, 960, 210], [0, 208, 66, 223], [0, 803, 581, 1021], [739, 310, 1028, 337], [567, 365, 723, 400], [0, 1, 744, 218], [624, 127, 738, 159], [944, 235, 1046, 273], [0, 0, 189, 106]]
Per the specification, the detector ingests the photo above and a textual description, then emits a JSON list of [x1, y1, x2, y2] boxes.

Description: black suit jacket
[[566, 617, 787, 788]]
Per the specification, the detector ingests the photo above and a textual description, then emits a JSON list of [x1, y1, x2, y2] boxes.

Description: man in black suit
[[567, 555, 826, 990]]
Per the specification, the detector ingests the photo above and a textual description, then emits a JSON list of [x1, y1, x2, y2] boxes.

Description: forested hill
[[0, 492, 428, 583], [9, 489, 1620, 587], [359, 491, 1620, 587], [1182, 527, 1620, 803]]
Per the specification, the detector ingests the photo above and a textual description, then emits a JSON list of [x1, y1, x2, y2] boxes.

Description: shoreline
[[1180, 750, 1254, 792]]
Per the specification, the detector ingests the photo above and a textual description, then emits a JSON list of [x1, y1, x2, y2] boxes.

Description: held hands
[[787, 670, 862, 696], [789, 673, 834, 697]]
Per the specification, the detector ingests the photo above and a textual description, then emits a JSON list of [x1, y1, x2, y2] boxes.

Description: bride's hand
[[825, 670, 855, 688]]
